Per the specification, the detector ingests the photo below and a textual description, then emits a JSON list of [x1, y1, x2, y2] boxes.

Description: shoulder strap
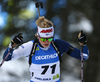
[[29, 38, 38, 65], [51, 40, 62, 63]]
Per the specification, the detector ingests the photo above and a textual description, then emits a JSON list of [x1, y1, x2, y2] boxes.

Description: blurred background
[[0, 0, 100, 82]]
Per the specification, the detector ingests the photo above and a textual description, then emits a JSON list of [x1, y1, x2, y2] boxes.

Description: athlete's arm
[[3, 41, 33, 61], [54, 39, 89, 60]]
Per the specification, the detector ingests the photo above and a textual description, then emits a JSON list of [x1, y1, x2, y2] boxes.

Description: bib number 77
[[41, 64, 56, 75]]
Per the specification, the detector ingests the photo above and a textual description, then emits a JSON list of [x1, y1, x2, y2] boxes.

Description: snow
[[62, 73, 81, 82], [0, 50, 30, 82], [0, 58, 30, 82]]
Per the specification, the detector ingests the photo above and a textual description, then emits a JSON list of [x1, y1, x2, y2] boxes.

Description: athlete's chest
[[31, 45, 59, 64]]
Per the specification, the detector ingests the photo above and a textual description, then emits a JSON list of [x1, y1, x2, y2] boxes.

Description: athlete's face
[[38, 36, 53, 48]]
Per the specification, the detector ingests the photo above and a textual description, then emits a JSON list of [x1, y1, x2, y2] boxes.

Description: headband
[[38, 26, 54, 38]]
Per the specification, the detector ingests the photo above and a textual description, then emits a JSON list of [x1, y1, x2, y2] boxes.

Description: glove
[[9, 33, 23, 48], [12, 33, 23, 44], [78, 30, 87, 46]]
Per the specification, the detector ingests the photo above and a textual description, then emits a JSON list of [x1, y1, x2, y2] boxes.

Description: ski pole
[[35, 2, 43, 17], [81, 30, 84, 82], [0, 48, 13, 68], [81, 46, 84, 82]]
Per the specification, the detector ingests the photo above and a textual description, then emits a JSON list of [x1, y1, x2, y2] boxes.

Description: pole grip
[[35, 2, 43, 17]]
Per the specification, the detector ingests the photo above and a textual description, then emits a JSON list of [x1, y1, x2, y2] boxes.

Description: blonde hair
[[36, 16, 53, 28]]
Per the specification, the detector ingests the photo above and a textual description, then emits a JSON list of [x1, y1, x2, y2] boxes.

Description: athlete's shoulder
[[52, 39, 71, 54], [54, 39, 69, 45], [20, 40, 34, 49]]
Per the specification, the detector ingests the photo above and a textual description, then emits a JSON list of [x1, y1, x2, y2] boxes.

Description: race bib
[[30, 61, 60, 82]]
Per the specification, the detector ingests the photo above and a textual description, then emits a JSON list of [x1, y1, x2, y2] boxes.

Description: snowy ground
[[0, 49, 81, 82]]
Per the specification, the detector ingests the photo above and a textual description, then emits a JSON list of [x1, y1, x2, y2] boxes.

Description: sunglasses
[[40, 37, 53, 42]]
